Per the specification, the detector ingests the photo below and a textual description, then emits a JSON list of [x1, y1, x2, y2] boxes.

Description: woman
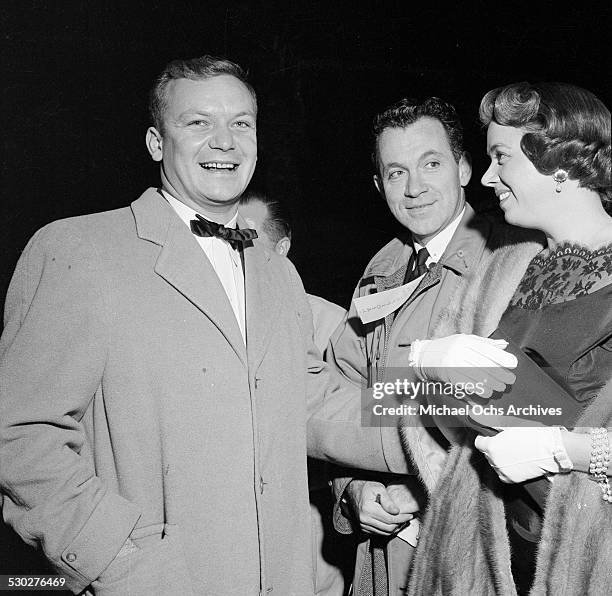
[[403, 82, 612, 595]]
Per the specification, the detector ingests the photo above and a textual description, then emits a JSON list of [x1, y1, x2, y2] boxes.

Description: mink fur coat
[[399, 238, 612, 595]]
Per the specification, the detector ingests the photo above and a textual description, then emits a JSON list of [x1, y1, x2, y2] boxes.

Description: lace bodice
[[509, 242, 612, 309]]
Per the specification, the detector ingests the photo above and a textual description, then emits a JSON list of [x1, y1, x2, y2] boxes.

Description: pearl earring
[[552, 169, 568, 193]]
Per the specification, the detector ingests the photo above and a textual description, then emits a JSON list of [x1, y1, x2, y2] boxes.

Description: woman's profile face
[[481, 122, 554, 230]]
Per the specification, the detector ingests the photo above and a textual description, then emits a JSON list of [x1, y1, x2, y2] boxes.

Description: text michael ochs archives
[[361, 374, 565, 427]]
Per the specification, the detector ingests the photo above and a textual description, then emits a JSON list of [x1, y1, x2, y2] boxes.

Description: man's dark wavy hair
[[479, 81, 611, 212], [371, 97, 465, 171], [149, 55, 257, 133]]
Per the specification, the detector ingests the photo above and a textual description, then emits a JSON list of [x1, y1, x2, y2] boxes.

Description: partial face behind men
[[374, 117, 471, 244], [240, 200, 291, 256], [146, 75, 257, 217]]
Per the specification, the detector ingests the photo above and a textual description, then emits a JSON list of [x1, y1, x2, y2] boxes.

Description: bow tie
[[190, 214, 258, 249]]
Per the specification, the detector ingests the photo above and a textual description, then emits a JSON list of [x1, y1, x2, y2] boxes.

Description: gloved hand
[[408, 333, 517, 397], [474, 426, 573, 483]]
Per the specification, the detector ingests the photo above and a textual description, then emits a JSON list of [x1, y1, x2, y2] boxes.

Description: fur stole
[[399, 236, 543, 493], [530, 385, 612, 595], [407, 382, 612, 596], [400, 236, 612, 595]]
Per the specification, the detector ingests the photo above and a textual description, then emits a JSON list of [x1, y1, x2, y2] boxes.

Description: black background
[[1, 0, 610, 585]]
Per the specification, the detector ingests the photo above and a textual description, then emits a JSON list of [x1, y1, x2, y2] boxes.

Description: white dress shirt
[[162, 191, 246, 343]]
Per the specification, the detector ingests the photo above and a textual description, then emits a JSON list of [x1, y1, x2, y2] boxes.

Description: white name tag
[[396, 518, 420, 547], [353, 275, 424, 324]]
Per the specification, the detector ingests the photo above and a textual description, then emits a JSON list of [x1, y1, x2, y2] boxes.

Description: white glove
[[409, 333, 517, 397], [474, 427, 573, 483]]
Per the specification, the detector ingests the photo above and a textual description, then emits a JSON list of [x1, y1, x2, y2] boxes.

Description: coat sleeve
[[282, 261, 411, 475], [0, 224, 140, 593], [325, 281, 419, 530]]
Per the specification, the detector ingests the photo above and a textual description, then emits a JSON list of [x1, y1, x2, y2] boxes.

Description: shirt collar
[[161, 189, 239, 230], [413, 206, 465, 262]]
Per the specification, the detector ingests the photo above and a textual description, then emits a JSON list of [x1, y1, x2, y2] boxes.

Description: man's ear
[[275, 236, 291, 256], [146, 127, 164, 162], [459, 151, 472, 187], [373, 174, 385, 198]]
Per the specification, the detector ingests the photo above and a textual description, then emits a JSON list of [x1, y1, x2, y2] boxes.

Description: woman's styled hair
[[479, 82, 611, 211]]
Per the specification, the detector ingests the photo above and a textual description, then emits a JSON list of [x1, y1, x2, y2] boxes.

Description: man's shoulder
[[361, 237, 410, 279], [306, 294, 347, 319], [31, 188, 167, 249], [32, 206, 134, 253], [34, 188, 161, 240], [47, 205, 132, 231], [21, 189, 171, 268]]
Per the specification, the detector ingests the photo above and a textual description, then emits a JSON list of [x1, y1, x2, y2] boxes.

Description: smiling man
[[146, 74, 258, 217], [0, 56, 414, 596], [326, 97, 542, 596]]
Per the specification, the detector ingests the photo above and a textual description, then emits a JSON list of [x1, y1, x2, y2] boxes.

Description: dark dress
[[494, 242, 612, 593]]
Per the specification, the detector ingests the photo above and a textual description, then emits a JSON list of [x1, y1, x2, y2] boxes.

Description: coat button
[[456, 249, 464, 257], [66, 552, 77, 563]]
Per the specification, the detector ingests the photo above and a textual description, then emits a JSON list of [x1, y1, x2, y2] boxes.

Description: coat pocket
[[91, 525, 193, 596]]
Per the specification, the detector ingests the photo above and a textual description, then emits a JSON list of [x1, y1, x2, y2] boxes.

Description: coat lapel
[[242, 232, 281, 370], [131, 189, 247, 366]]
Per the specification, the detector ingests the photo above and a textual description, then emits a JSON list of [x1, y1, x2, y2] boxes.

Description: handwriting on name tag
[[353, 275, 424, 324]]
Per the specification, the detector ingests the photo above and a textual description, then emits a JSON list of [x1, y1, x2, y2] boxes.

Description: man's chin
[[397, 219, 437, 238], [196, 188, 245, 206]]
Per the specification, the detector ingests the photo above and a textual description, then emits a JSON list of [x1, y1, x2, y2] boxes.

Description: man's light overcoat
[[0, 189, 407, 595]]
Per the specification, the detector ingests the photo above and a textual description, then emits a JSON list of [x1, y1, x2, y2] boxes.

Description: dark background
[[1, 0, 610, 587]]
